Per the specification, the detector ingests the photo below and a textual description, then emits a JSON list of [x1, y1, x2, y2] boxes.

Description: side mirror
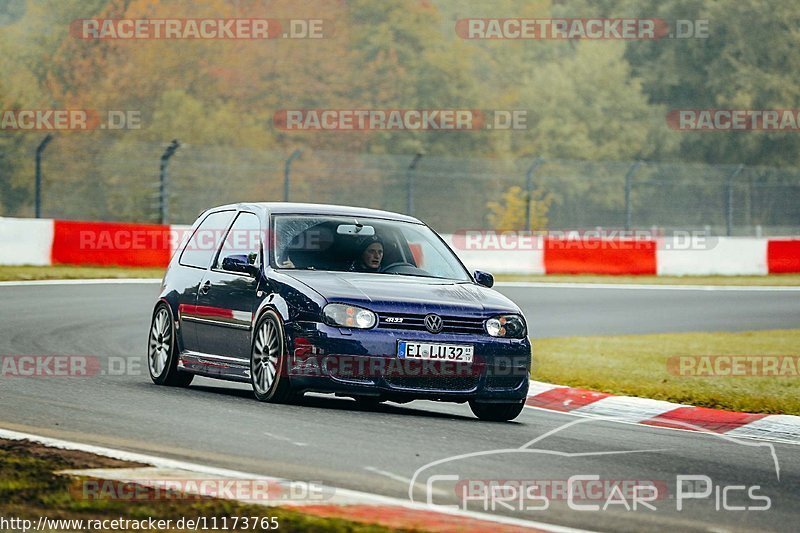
[[473, 270, 494, 288], [222, 254, 258, 276]]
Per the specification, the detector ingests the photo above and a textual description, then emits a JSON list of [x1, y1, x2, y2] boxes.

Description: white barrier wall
[[441, 234, 546, 275], [0, 217, 54, 266], [657, 237, 769, 276]]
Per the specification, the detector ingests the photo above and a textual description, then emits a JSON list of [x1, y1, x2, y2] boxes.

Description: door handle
[[199, 280, 211, 295]]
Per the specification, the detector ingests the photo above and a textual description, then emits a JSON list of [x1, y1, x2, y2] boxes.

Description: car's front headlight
[[322, 303, 377, 329], [485, 314, 526, 338]]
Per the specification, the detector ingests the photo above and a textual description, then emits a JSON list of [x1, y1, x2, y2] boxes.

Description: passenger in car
[[351, 235, 384, 272]]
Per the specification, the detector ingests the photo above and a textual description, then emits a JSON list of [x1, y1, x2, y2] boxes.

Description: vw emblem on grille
[[424, 313, 443, 333]]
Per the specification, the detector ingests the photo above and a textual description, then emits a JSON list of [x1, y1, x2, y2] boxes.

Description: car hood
[[282, 270, 520, 316]]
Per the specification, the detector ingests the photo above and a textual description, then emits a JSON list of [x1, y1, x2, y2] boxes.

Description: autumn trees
[[0, 0, 798, 229]]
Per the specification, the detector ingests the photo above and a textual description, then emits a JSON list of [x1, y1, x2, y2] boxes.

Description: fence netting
[[4, 138, 799, 236]]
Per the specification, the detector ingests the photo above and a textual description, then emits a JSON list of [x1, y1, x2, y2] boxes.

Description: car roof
[[206, 202, 423, 224]]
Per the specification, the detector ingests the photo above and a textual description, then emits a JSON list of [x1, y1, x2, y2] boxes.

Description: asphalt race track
[[1, 281, 799, 532], [505, 283, 800, 338]]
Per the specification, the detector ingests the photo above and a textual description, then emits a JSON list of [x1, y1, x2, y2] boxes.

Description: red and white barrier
[[0, 217, 54, 266], [447, 232, 798, 276], [0, 217, 187, 268], [1, 217, 799, 275], [526, 380, 800, 444]]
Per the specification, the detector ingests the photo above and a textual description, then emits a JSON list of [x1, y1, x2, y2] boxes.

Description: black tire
[[148, 303, 193, 387], [250, 310, 294, 403], [469, 400, 525, 422]]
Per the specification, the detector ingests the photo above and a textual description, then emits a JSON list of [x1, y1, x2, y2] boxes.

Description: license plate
[[397, 341, 474, 363]]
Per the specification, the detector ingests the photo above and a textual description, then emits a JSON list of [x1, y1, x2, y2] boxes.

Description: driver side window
[[213, 212, 262, 270]]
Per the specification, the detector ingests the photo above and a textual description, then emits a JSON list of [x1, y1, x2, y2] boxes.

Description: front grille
[[379, 313, 485, 335], [384, 375, 480, 392]]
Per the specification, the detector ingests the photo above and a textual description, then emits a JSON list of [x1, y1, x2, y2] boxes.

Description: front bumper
[[285, 321, 531, 402]]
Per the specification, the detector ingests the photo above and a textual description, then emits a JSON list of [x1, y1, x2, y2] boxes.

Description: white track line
[[0, 428, 587, 533], [0, 278, 162, 287], [262, 431, 308, 447], [497, 281, 800, 291], [363, 466, 448, 497]]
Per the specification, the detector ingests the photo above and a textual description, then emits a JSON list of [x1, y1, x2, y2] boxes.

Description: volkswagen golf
[[148, 203, 531, 421]]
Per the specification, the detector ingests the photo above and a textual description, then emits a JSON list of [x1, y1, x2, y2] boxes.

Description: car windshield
[[271, 215, 471, 281]]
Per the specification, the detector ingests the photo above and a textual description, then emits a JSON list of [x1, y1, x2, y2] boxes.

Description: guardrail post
[[159, 139, 180, 225], [284, 149, 302, 202], [624, 160, 643, 231], [34, 134, 54, 218], [406, 152, 423, 216], [726, 164, 744, 237], [524, 157, 544, 231]]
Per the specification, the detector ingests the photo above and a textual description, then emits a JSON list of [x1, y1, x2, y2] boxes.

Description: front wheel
[[469, 400, 525, 422], [250, 310, 294, 403], [148, 303, 193, 387]]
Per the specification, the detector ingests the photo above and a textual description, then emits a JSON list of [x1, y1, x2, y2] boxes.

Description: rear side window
[[213, 212, 262, 270], [179, 210, 235, 269]]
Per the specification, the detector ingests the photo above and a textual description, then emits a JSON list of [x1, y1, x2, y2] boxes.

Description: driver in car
[[351, 235, 384, 272]]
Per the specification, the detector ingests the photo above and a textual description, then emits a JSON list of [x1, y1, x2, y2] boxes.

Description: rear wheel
[[251, 311, 294, 403], [148, 304, 193, 387], [469, 400, 524, 422]]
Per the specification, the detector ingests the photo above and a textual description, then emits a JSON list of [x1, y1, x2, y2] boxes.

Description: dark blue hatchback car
[[148, 203, 531, 421]]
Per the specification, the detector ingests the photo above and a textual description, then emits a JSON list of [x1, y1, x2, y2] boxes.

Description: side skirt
[[178, 350, 250, 383]]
